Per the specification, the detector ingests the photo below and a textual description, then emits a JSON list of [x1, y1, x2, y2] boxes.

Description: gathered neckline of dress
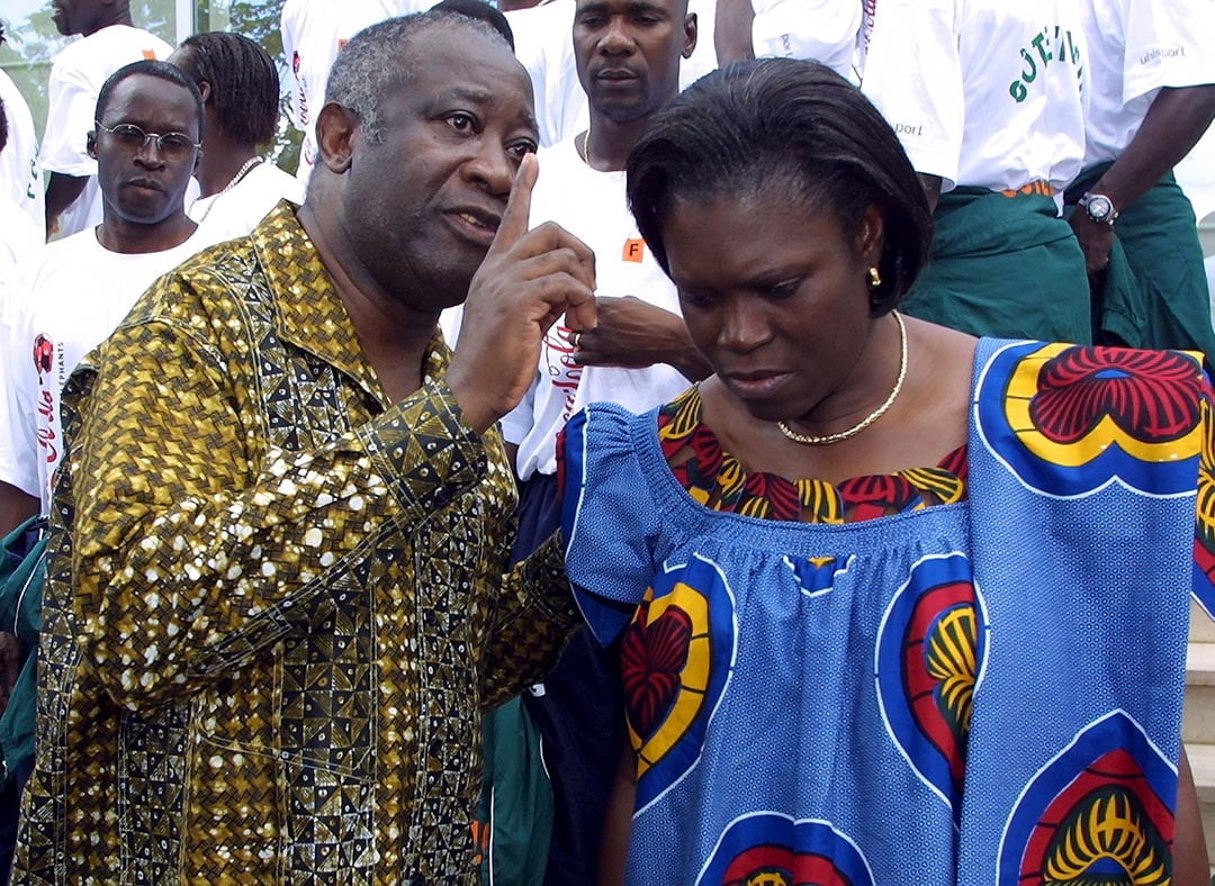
[[656, 386, 968, 524]]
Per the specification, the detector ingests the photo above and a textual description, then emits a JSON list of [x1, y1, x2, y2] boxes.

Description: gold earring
[[868, 267, 882, 290]]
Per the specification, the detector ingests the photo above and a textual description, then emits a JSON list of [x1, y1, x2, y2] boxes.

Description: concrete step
[[1184, 643, 1215, 744], [1194, 599, 1215, 644], [1186, 742, 1215, 869]]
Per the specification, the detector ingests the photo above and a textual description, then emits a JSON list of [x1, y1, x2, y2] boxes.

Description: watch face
[[1086, 194, 1114, 222]]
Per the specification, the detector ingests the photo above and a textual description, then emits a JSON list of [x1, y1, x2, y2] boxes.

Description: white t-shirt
[[0, 69, 45, 240], [503, 137, 690, 480], [281, 0, 433, 185], [506, 0, 589, 148], [679, 0, 859, 91], [862, 0, 1088, 195], [0, 228, 204, 510], [40, 24, 174, 239], [188, 161, 306, 248], [1080, 0, 1215, 169]]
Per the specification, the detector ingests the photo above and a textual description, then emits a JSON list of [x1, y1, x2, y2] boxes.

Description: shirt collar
[[250, 201, 451, 407]]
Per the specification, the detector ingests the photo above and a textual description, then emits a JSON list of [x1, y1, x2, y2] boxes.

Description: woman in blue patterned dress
[[559, 59, 1211, 884]]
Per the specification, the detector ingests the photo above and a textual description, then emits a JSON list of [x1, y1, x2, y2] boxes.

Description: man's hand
[[574, 296, 711, 381], [1068, 211, 1116, 277], [449, 154, 598, 434]]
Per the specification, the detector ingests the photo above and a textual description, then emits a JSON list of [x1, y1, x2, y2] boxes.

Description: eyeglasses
[[93, 121, 201, 159]]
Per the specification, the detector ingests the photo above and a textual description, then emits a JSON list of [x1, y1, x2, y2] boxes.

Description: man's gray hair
[[325, 11, 510, 144]]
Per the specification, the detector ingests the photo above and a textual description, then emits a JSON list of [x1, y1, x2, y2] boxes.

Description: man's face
[[573, 0, 695, 122], [50, 0, 105, 37], [89, 74, 200, 229], [339, 27, 538, 312]]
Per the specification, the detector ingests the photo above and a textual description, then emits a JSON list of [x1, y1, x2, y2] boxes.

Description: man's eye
[[447, 113, 476, 133], [508, 140, 538, 159], [160, 135, 194, 153], [112, 125, 146, 144]]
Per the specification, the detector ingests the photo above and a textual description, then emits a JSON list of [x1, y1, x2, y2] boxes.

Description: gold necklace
[[581, 123, 592, 167], [777, 310, 908, 446]]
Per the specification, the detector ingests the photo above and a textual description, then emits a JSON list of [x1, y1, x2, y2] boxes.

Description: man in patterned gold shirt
[[17, 12, 597, 882]]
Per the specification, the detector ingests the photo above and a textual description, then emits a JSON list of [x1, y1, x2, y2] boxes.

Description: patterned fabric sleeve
[[559, 403, 662, 646], [477, 531, 578, 709], [69, 317, 488, 711]]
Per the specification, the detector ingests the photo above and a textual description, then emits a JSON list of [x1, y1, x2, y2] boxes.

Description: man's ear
[[198, 80, 212, 103], [315, 102, 359, 174], [86, 131, 98, 160], [682, 11, 698, 59]]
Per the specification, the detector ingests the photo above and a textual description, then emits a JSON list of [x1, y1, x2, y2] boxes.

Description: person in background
[[861, 1, 1092, 344], [1066, 0, 1215, 362], [563, 58, 1210, 884], [15, 13, 593, 880], [0, 23, 44, 243], [0, 60, 203, 537], [280, 0, 436, 186], [468, 1, 705, 881], [169, 31, 305, 245], [40, 0, 173, 238]]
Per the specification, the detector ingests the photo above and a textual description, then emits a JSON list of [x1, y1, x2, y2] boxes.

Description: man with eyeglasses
[[0, 60, 203, 537]]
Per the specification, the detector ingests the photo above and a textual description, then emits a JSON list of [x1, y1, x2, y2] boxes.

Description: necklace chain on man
[[195, 156, 263, 225], [776, 310, 908, 446]]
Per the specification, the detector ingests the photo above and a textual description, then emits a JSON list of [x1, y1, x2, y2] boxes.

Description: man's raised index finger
[[490, 153, 539, 253]]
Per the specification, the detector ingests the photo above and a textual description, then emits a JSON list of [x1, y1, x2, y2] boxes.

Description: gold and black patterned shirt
[[17, 202, 576, 883]]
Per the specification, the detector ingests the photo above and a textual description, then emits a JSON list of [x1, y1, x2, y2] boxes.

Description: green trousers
[[902, 187, 1091, 343], [1067, 165, 1215, 363]]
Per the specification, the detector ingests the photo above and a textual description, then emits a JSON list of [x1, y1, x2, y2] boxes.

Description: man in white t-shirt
[[169, 32, 304, 246], [280, 0, 435, 186], [482, 1, 705, 882], [0, 61, 204, 535], [861, 0, 1092, 343], [0, 24, 44, 242], [1065, 0, 1215, 360], [40, 0, 173, 239]]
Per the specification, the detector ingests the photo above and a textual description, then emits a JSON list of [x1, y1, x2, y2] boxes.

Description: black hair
[[626, 58, 933, 315], [95, 60, 205, 142], [0, 96, 8, 156], [431, 0, 515, 51], [174, 31, 278, 148]]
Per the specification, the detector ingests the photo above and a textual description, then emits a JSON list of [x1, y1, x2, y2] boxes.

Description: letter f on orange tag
[[623, 238, 645, 262]]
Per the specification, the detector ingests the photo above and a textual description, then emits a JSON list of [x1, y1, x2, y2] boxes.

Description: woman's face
[[662, 186, 883, 423]]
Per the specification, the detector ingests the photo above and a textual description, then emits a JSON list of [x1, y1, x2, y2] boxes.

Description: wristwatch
[[1078, 192, 1119, 226]]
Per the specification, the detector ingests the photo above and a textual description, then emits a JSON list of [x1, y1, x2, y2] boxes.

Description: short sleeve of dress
[[559, 403, 662, 645]]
